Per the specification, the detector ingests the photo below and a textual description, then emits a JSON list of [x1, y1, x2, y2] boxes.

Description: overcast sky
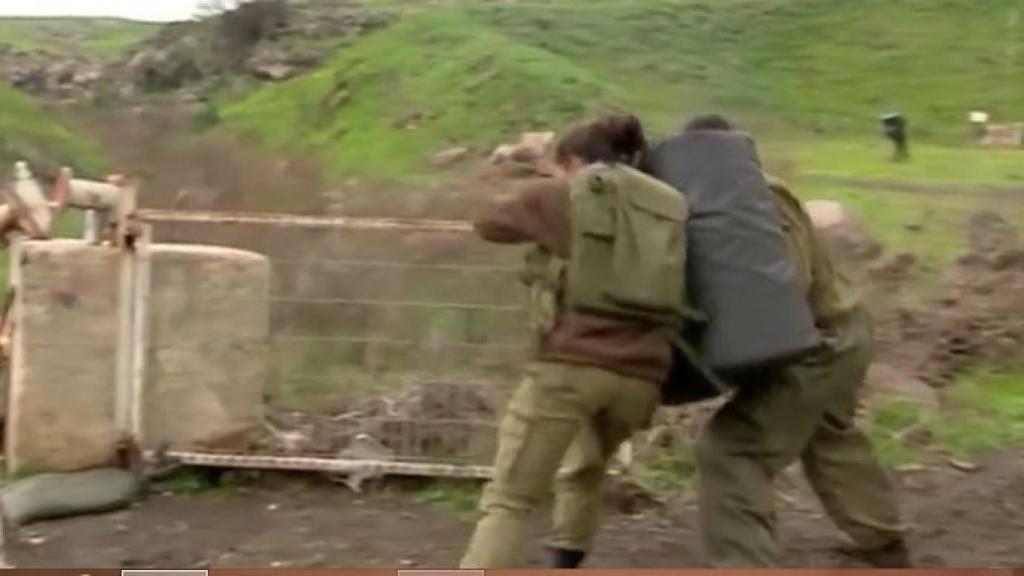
[[0, 0, 202, 22]]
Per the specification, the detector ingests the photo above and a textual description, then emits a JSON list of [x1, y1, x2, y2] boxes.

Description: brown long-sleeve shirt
[[473, 177, 671, 383]]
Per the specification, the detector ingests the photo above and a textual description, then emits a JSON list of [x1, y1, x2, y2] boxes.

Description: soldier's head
[[684, 113, 734, 132], [554, 113, 648, 179]]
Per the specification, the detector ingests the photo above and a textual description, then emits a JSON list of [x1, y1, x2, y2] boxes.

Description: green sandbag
[[1, 468, 140, 526]]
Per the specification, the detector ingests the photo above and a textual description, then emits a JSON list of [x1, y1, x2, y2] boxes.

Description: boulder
[[805, 199, 883, 261], [490, 131, 554, 165]]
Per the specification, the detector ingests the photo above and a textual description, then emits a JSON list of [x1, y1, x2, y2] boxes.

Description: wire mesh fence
[[141, 210, 531, 468], [134, 186, 1024, 472]]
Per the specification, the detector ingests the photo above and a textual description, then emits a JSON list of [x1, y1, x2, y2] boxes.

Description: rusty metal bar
[[138, 209, 474, 233], [152, 450, 493, 480]]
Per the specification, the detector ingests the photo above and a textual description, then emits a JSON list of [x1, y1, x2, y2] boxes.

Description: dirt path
[[6, 450, 1023, 569]]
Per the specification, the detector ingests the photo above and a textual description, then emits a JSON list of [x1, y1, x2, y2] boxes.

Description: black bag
[[647, 130, 822, 376]]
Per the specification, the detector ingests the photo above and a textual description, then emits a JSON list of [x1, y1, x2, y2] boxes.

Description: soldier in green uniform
[[459, 114, 687, 569], [678, 115, 910, 568]]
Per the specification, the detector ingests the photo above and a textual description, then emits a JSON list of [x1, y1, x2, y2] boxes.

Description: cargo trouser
[[460, 361, 660, 568], [696, 307, 904, 567]]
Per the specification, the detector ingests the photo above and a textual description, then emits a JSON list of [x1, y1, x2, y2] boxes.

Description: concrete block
[[6, 240, 271, 473], [143, 244, 270, 451], [6, 240, 121, 473]]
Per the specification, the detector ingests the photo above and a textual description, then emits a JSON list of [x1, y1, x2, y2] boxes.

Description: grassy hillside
[[221, 9, 622, 180], [0, 83, 106, 179], [0, 17, 158, 59], [220, 0, 1024, 179], [0, 83, 98, 287]]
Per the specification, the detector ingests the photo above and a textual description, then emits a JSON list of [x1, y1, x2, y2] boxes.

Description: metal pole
[[113, 182, 138, 440], [137, 209, 475, 233], [82, 210, 99, 244], [150, 450, 493, 480], [130, 223, 152, 442]]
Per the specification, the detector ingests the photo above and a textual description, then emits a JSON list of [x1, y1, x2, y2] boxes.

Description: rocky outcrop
[[2, 2, 395, 104]]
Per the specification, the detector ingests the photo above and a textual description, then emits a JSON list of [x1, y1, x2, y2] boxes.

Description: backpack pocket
[[604, 183, 687, 318]]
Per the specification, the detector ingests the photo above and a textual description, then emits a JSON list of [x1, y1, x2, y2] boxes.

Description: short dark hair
[[684, 113, 734, 132], [554, 113, 648, 166]]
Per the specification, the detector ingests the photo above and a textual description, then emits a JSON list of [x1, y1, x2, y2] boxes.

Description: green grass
[[222, 9, 623, 180], [778, 139, 1024, 187], [0, 17, 157, 59], [150, 468, 254, 495], [934, 366, 1024, 458], [0, 83, 97, 288], [635, 449, 697, 497], [868, 364, 1024, 464], [0, 83, 102, 288], [415, 481, 482, 518], [219, 0, 1024, 180], [790, 182, 1024, 268], [0, 83, 107, 177]]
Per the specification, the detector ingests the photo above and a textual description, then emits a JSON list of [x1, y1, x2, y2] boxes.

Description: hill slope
[[0, 83, 106, 178], [220, 0, 1024, 179]]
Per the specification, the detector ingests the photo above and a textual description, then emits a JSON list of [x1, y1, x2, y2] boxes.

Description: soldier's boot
[[549, 547, 586, 568], [838, 538, 912, 568]]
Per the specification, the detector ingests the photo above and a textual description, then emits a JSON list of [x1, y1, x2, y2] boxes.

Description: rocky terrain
[[1, 1, 392, 105]]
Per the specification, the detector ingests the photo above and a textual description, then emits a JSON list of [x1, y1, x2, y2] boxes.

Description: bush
[[218, 0, 289, 62]]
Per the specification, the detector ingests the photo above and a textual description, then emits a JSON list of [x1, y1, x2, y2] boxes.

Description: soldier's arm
[[766, 177, 843, 318], [472, 177, 569, 255]]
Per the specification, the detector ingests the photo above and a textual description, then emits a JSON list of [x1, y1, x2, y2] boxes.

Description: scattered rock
[[324, 84, 352, 109], [394, 111, 427, 131], [431, 147, 471, 167], [245, 45, 302, 81], [490, 131, 555, 165], [948, 458, 982, 473]]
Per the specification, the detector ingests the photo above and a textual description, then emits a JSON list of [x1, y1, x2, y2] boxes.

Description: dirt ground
[[6, 450, 1022, 569]]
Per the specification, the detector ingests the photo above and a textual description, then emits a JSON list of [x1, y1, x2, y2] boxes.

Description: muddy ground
[[7, 450, 1022, 569]]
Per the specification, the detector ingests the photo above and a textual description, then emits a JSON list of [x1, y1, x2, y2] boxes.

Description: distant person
[[648, 114, 910, 568], [460, 113, 693, 568], [881, 113, 909, 161]]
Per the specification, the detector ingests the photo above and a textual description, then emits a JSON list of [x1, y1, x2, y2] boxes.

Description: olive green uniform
[[696, 179, 904, 567], [460, 361, 660, 568], [460, 175, 673, 568]]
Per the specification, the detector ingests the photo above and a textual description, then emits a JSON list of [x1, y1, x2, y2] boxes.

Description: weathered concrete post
[[5, 239, 271, 473]]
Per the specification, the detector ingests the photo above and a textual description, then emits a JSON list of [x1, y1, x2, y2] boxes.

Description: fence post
[[130, 223, 152, 442], [3, 236, 24, 474], [113, 181, 141, 443]]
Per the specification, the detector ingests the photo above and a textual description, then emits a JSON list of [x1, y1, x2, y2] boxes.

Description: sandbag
[[646, 130, 821, 373], [1, 468, 140, 527]]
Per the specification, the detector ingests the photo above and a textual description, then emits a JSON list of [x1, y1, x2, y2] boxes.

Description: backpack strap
[[663, 328, 732, 399]]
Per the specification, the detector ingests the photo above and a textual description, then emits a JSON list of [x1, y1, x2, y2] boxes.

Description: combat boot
[[548, 547, 586, 568], [839, 539, 912, 568]]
